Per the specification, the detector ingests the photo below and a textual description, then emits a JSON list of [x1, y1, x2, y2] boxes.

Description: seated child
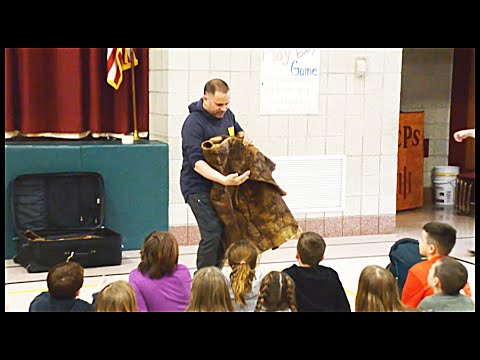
[[355, 265, 417, 312], [96, 280, 138, 312], [255, 271, 297, 312], [129, 230, 192, 312], [29, 261, 95, 312], [222, 240, 265, 312], [186, 266, 234, 312], [402, 221, 472, 308], [417, 256, 475, 312], [283, 231, 351, 312]]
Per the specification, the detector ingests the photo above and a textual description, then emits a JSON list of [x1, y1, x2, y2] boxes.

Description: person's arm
[[453, 129, 475, 142], [401, 271, 425, 308], [194, 160, 250, 186], [183, 117, 250, 185]]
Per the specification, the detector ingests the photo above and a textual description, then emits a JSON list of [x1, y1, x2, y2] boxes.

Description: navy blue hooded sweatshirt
[[29, 291, 96, 312], [180, 98, 243, 201]]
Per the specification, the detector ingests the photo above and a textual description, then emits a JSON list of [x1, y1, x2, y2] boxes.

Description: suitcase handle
[[65, 250, 96, 261]]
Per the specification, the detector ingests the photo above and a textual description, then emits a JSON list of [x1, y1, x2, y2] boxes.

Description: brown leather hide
[[201, 135, 302, 252]]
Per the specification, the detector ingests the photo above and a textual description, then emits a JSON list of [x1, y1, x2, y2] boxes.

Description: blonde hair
[[225, 240, 260, 306], [355, 265, 413, 312], [186, 267, 233, 312], [96, 280, 137, 312]]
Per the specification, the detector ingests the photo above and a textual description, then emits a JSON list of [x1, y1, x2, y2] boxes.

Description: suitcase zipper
[[29, 234, 101, 242], [24, 229, 101, 242]]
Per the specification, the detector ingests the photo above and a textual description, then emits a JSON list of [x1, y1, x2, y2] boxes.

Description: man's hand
[[238, 131, 252, 146], [453, 129, 475, 142], [223, 170, 250, 186], [242, 134, 252, 146]]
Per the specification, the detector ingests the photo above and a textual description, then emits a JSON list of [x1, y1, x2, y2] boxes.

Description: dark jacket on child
[[29, 292, 96, 312], [283, 264, 351, 312]]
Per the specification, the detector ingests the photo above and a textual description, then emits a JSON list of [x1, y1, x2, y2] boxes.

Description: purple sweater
[[129, 264, 192, 312]]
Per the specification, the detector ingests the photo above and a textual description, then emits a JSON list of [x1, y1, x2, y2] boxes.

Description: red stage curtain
[[5, 48, 149, 139]]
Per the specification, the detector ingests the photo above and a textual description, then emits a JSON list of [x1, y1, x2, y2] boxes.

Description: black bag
[[386, 237, 423, 296], [11, 172, 123, 273]]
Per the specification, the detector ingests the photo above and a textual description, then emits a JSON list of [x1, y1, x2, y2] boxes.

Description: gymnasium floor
[[4, 204, 475, 312]]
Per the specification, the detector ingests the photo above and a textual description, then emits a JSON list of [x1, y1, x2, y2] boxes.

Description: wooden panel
[[465, 48, 475, 171], [397, 112, 424, 211], [449, 48, 476, 172]]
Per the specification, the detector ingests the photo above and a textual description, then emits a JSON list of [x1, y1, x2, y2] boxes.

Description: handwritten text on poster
[[260, 48, 320, 114]]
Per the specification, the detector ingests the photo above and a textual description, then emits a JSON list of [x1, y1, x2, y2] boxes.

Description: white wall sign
[[260, 48, 320, 115]]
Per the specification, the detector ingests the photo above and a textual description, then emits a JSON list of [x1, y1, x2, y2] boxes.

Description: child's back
[[418, 293, 475, 312], [96, 280, 137, 312], [355, 265, 415, 312], [186, 266, 233, 312], [417, 256, 475, 312], [128, 231, 191, 312], [222, 240, 265, 312], [29, 261, 95, 312], [29, 292, 95, 312], [283, 231, 351, 312], [222, 266, 264, 312], [401, 222, 472, 308], [283, 263, 350, 312], [255, 271, 297, 312]]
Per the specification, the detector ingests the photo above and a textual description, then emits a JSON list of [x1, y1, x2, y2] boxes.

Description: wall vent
[[270, 155, 346, 213]]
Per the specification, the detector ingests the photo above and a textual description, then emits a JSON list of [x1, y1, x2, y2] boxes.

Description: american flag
[[106, 48, 138, 90]]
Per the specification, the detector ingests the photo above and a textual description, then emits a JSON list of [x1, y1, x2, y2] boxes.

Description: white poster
[[260, 48, 320, 115]]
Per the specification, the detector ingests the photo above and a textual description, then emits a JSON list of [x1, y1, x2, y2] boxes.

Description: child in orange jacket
[[401, 221, 472, 308]]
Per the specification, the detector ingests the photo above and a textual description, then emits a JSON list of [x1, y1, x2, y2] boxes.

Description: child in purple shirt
[[129, 231, 191, 312]]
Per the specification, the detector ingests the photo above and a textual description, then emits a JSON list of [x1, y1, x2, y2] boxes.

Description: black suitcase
[[11, 171, 123, 273]]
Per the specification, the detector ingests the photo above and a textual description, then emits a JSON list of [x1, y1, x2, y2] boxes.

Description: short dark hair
[[297, 231, 326, 265], [138, 231, 179, 279], [47, 261, 84, 300], [422, 222, 457, 255], [204, 78, 229, 95], [434, 257, 468, 295]]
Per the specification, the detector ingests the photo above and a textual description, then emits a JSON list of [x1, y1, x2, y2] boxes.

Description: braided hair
[[255, 271, 297, 312]]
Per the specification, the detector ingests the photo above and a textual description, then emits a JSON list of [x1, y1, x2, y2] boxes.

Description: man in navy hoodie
[[181, 78, 252, 271]]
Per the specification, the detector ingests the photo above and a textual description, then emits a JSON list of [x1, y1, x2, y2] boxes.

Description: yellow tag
[[228, 126, 235, 137]]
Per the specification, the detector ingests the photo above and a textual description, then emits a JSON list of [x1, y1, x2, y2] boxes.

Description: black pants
[[186, 193, 225, 270]]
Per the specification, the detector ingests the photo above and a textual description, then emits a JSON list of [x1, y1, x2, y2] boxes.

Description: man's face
[[203, 91, 230, 119]]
